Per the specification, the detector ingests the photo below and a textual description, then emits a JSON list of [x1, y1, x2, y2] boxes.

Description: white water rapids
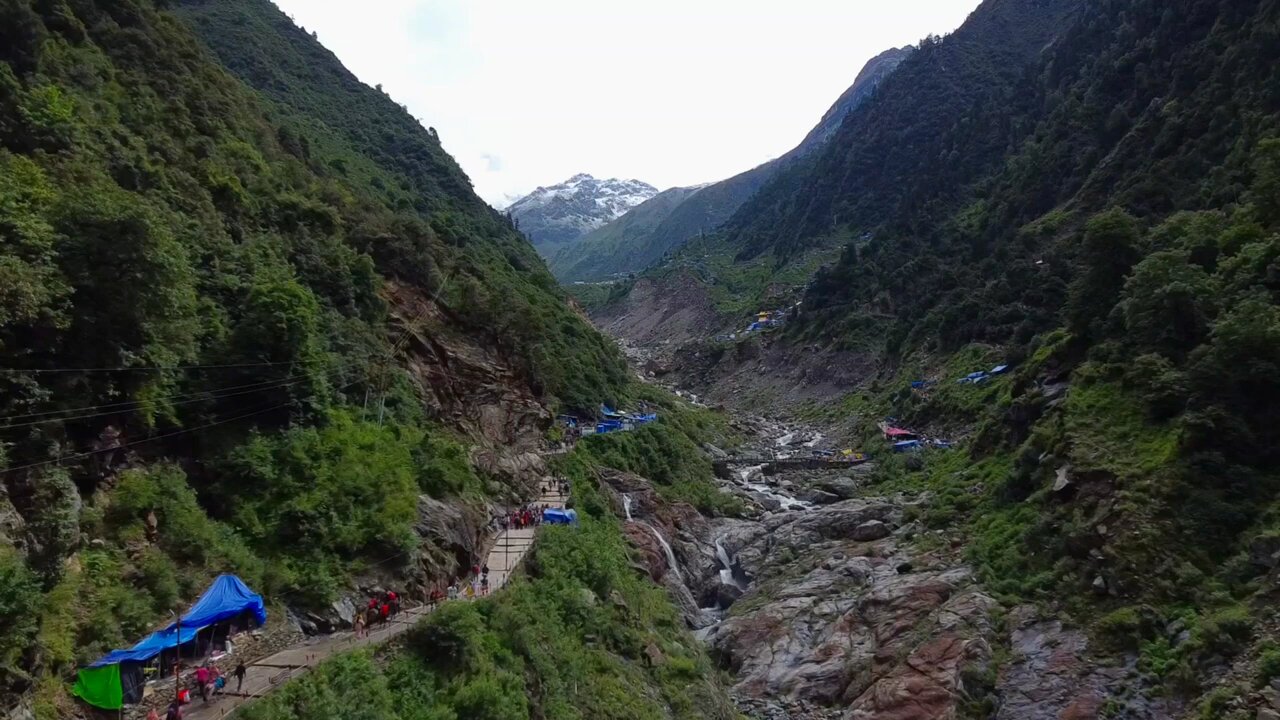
[[640, 521, 681, 580], [737, 464, 811, 511], [714, 536, 743, 589]]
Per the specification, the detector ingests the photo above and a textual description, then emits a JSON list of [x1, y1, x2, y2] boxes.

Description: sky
[[271, 0, 983, 207]]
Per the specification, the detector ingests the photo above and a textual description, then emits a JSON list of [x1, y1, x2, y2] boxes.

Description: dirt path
[[180, 489, 567, 720]]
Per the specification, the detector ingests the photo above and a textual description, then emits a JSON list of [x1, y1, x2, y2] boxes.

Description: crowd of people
[[149, 659, 249, 719], [152, 483, 571, 719], [353, 590, 402, 638]]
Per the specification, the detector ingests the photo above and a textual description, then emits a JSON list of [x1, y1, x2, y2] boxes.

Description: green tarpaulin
[[74, 663, 123, 710]]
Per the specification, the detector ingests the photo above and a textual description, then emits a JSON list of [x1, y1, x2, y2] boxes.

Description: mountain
[[505, 173, 658, 255], [553, 46, 912, 283], [549, 184, 704, 281], [0, 0, 735, 716], [593, 0, 1280, 713]]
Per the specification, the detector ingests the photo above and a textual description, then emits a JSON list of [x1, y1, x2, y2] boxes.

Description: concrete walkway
[[180, 489, 567, 720]]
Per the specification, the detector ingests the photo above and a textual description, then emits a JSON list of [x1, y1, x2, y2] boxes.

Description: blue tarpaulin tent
[[600, 405, 624, 418], [75, 575, 266, 709], [596, 420, 624, 434], [990, 364, 1009, 375], [544, 508, 578, 525], [179, 574, 266, 630], [893, 440, 922, 452]]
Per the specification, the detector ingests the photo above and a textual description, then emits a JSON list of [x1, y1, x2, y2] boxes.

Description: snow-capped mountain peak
[[506, 173, 658, 254]]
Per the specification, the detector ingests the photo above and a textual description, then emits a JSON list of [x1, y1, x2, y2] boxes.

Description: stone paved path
[[181, 489, 567, 719]]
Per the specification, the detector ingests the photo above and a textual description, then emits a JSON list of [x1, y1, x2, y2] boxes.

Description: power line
[[0, 359, 326, 374], [0, 380, 361, 477], [0, 359, 367, 425], [0, 374, 321, 430]]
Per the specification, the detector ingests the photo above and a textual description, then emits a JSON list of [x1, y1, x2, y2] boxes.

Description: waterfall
[[623, 493, 633, 521], [640, 521, 681, 580], [714, 536, 740, 588]]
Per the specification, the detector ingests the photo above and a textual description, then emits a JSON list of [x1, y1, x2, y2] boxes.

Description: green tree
[[1254, 138, 1280, 226], [1119, 250, 1213, 361], [1066, 209, 1141, 340]]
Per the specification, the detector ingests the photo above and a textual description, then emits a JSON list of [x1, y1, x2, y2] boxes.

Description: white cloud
[[271, 0, 982, 205]]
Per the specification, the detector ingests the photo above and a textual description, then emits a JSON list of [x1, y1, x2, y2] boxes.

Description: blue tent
[[910, 380, 925, 389], [89, 575, 265, 668], [178, 574, 266, 630], [544, 508, 578, 525], [76, 575, 265, 709], [596, 420, 624, 434], [990, 364, 1009, 375], [893, 440, 922, 453], [600, 405, 624, 418]]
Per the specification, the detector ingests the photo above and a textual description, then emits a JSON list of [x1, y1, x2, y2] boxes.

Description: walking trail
[[182, 487, 568, 720]]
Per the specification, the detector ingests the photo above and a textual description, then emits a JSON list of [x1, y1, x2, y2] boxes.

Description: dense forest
[[706, 0, 1280, 708], [0, 0, 663, 715]]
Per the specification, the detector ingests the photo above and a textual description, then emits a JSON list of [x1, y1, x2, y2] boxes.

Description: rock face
[[386, 280, 550, 449], [415, 495, 487, 581], [994, 607, 1178, 720]]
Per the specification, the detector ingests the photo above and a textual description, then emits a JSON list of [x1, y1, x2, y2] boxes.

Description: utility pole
[[171, 610, 181, 704]]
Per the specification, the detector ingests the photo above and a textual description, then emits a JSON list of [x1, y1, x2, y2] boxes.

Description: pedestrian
[[195, 665, 210, 703], [353, 611, 365, 639], [379, 601, 390, 626], [447, 582, 458, 600], [387, 590, 399, 619], [166, 700, 182, 720], [366, 605, 379, 631], [234, 661, 246, 692], [482, 563, 489, 577], [481, 575, 490, 595]]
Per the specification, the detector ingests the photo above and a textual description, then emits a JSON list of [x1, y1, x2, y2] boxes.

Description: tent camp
[[544, 508, 579, 525], [74, 575, 266, 710]]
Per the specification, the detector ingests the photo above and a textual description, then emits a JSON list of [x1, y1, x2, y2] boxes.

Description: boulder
[[1250, 535, 1280, 568], [330, 596, 358, 628], [702, 443, 729, 459], [751, 493, 782, 512], [715, 581, 745, 609], [851, 520, 891, 541], [816, 475, 862, 499], [800, 489, 841, 505]]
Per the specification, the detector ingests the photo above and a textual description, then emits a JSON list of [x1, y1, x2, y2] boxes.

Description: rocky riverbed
[[603, 417, 1181, 720]]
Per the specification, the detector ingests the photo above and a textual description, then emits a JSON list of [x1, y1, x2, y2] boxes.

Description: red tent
[[884, 427, 918, 440]]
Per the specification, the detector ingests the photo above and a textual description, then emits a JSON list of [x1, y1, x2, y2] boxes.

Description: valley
[[3, 0, 1280, 719]]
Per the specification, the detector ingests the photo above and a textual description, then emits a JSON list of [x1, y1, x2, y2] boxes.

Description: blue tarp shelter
[[893, 440, 922, 453], [544, 508, 578, 525], [990, 364, 1009, 375], [596, 420, 624, 434], [630, 413, 658, 424], [600, 405, 624, 418], [75, 575, 266, 710], [910, 380, 925, 389]]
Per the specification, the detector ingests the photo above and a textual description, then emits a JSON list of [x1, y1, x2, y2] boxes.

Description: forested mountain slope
[[640, 0, 1280, 711], [554, 46, 911, 283], [726, 0, 1081, 260], [0, 0, 700, 716]]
